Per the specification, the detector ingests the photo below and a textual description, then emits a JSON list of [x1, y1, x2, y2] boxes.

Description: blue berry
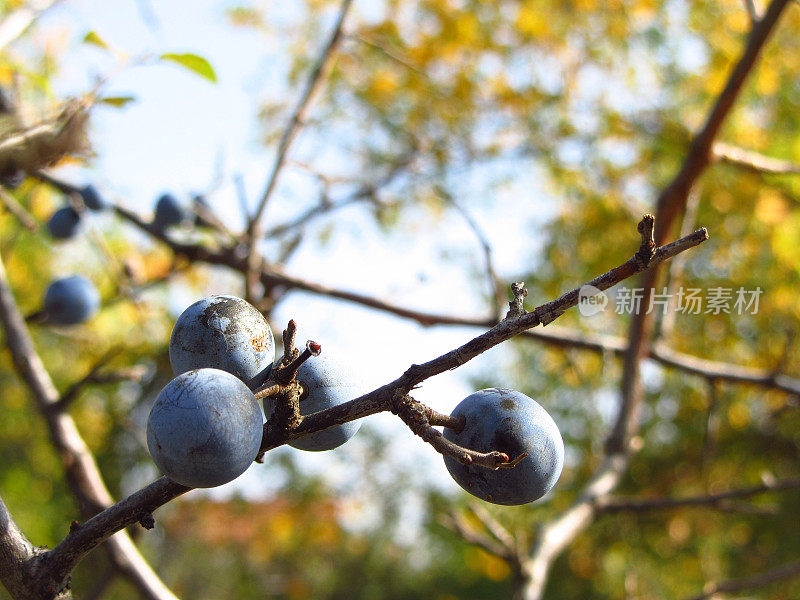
[[43, 275, 100, 325], [169, 295, 275, 389], [264, 353, 363, 451], [153, 193, 189, 230], [147, 369, 264, 488], [79, 185, 107, 211], [47, 206, 81, 239], [443, 388, 564, 505]]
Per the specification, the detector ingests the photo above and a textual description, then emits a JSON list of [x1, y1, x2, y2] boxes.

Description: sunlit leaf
[[160, 53, 218, 83], [99, 96, 136, 108], [82, 31, 109, 51]]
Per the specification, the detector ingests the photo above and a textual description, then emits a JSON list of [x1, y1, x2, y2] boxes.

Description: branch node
[[634, 214, 657, 268], [505, 282, 528, 319], [281, 319, 299, 365], [137, 512, 155, 530]]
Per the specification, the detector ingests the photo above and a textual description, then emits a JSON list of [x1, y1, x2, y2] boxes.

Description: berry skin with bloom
[[146, 368, 264, 488], [169, 295, 275, 389], [263, 353, 364, 451], [443, 388, 564, 506]]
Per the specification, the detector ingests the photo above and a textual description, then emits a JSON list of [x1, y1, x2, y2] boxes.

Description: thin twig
[[468, 502, 518, 552], [437, 185, 507, 320], [258, 218, 708, 454], [438, 510, 516, 563], [392, 393, 522, 469], [0, 0, 63, 51], [0, 187, 37, 232], [701, 378, 720, 470], [56, 347, 124, 411], [598, 476, 800, 512], [685, 558, 800, 600], [263, 149, 414, 239], [713, 141, 800, 174], [248, 0, 354, 234], [55, 182, 799, 399]]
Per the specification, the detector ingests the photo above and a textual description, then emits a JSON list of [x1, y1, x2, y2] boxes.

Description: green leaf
[[99, 96, 136, 108], [82, 31, 109, 50], [160, 53, 218, 83]]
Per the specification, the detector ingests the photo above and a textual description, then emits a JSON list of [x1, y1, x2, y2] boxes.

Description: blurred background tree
[[1, 0, 799, 598]]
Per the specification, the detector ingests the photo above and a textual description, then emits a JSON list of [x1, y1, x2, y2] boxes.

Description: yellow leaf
[[727, 401, 750, 429], [754, 190, 787, 224], [454, 12, 480, 44], [755, 66, 779, 95], [516, 6, 547, 38]]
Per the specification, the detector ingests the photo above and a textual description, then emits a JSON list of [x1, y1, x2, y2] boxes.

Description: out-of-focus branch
[[0, 187, 37, 231], [655, 0, 790, 243], [598, 475, 800, 512], [244, 0, 354, 302], [743, 0, 760, 21], [713, 141, 800, 175], [0, 254, 178, 599], [0, 100, 90, 174], [437, 185, 507, 320], [248, 0, 354, 237], [439, 510, 518, 565], [609, 0, 791, 456], [522, 455, 628, 600], [685, 558, 800, 600], [522, 4, 791, 598], [56, 348, 123, 411], [467, 502, 519, 555], [54, 176, 797, 399], [0, 0, 62, 51], [264, 149, 414, 239], [659, 184, 701, 339]]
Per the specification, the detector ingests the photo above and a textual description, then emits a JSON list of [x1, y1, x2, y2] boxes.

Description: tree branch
[[41, 478, 189, 591], [258, 218, 707, 453], [521, 455, 628, 600], [437, 185, 508, 320], [686, 558, 800, 600], [713, 141, 800, 175], [0, 0, 62, 51], [36, 215, 707, 577], [0, 187, 38, 232], [248, 0, 354, 235], [0, 495, 44, 600], [523, 3, 791, 597], [439, 510, 517, 565], [79, 185, 800, 399], [0, 254, 178, 599], [598, 475, 800, 512]]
